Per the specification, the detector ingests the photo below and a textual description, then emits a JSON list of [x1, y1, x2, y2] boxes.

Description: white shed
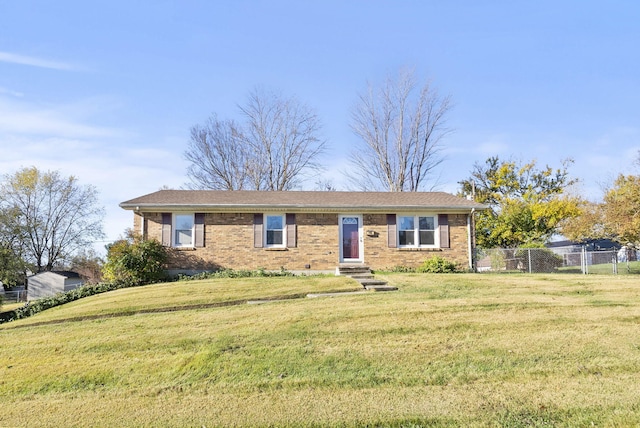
[[27, 271, 84, 301]]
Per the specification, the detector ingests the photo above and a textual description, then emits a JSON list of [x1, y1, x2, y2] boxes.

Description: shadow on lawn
[[1, 293, 310, 330]]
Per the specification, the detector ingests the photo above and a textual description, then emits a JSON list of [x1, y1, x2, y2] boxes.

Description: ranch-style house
[[119, 190, 485, 274]]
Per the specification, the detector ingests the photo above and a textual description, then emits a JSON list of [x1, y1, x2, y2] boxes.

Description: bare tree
[[185, 88, 326, 191], [69, 248, 104, 284], [314, 178, 338, 191], [0, 167, 104, 272], [185, 116, 248, 190], [348, 68, 452, 191]]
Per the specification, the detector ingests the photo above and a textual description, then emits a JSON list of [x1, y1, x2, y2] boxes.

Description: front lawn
[[0, 301, 25, 312], [1, 274, 639, 427]]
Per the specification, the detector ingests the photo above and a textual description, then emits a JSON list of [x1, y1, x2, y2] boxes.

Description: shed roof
[[30, 271, 81, 279], [120, 190, 486, 213]]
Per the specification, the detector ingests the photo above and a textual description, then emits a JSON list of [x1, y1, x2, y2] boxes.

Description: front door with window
[[339, 215, 363, 263]]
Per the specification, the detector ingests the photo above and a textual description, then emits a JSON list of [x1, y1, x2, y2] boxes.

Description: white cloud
[[0, 95, 188, 252], [1, 135, 187, 242], [0, 98, 121, 139], [476, 140, 509, 156], [624, 146, 640, 159], [0, 51, 78, 71], [444, 132, 511, 157], [594, 126, 640, 148], [0, 87, 24, 97]]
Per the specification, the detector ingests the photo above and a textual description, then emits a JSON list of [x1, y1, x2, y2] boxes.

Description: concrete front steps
[[336, 265, 398, 292]]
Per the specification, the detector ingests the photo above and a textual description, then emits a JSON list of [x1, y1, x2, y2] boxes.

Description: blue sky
[[1, 0, 639, 248]]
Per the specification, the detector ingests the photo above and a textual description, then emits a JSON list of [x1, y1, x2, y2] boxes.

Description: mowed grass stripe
[[1, 275, 361, 327], [1, 273, 639, 427]]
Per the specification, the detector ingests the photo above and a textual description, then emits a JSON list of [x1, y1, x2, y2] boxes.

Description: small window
[[174, 214, 194, 247], [419, 216, 435, 245], [397, 215, 437, 248], [265, 214, 285, 247], [398, 216, 415, 246]]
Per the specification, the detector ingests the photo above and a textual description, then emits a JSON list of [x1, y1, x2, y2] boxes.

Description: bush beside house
[[102, 233, 168, 286]]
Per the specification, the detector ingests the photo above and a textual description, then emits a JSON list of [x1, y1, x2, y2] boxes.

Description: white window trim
[[397, 214, 439, 248], [264, 213, 286, 248], [173, 213, 195, 248]]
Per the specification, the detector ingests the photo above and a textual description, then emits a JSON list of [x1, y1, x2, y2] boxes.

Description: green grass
[[1, 274, 640, 427], [1, 301, 25, 312], [557, 260, 640, 274]]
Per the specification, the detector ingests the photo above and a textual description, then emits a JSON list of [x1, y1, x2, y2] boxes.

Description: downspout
[[135, 207, 144, 238], [467, 208, 475, 271]]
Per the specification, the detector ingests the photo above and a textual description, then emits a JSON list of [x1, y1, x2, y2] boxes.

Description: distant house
[[120, 190, 486, 274], [546, 239, 631, 267], [547, 239, 621, 254], [27, 271, 84, 301]]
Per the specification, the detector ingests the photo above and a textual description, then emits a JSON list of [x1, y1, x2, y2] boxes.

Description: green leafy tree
[[0, 167, 104, 272], [560, 200, 607, 243], [459, 157, 582, 248], [563, 175, 640, 247], [0, 247, 28, 288], [601, 174, 640, 246], [0, 207, 30, 288], [103, 231, 168, 286]]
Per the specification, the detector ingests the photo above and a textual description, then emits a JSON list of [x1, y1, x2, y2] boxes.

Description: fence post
[[528, 249, 532, 273], [584, 246, 589, 275]]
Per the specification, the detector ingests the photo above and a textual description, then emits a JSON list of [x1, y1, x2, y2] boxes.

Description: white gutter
[[468, 208, 475, 271], [120, 203, 484, 214]]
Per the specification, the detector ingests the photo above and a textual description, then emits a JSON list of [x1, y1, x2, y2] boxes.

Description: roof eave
[[119, 202, 487, 213]]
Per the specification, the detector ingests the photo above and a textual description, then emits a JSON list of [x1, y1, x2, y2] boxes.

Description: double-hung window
[[174, 214, 194, 247], [397, 215, 437, 247], [398, 216, 416, 246], [418, 216, 435, 245], [265, 214, 285, 247]]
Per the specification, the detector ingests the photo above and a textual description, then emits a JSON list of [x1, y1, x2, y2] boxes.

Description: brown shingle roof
[[120, 190, 486, 213]]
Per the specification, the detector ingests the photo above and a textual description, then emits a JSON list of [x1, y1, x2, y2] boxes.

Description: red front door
[[341, 216, 360, 260]]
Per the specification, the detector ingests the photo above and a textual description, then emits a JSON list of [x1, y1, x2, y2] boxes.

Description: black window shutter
[[387, 214, 397, 248], [194, 213, 205, 247], [254, 214, 264, 248], [439, 214, 450, 248], [286, 213, 296, 248], [161, 213, 172, 246]]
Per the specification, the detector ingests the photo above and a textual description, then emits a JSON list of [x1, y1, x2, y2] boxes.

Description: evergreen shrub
[[417, 256, 459, 273]]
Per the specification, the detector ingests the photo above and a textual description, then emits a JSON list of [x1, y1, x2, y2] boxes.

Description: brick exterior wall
[[361, 213, 470, 270], [134, 211, 472, 272]]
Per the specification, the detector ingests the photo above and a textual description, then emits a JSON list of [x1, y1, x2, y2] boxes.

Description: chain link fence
[[475, 246, 640, 274], [0, 288, 27, 303]]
